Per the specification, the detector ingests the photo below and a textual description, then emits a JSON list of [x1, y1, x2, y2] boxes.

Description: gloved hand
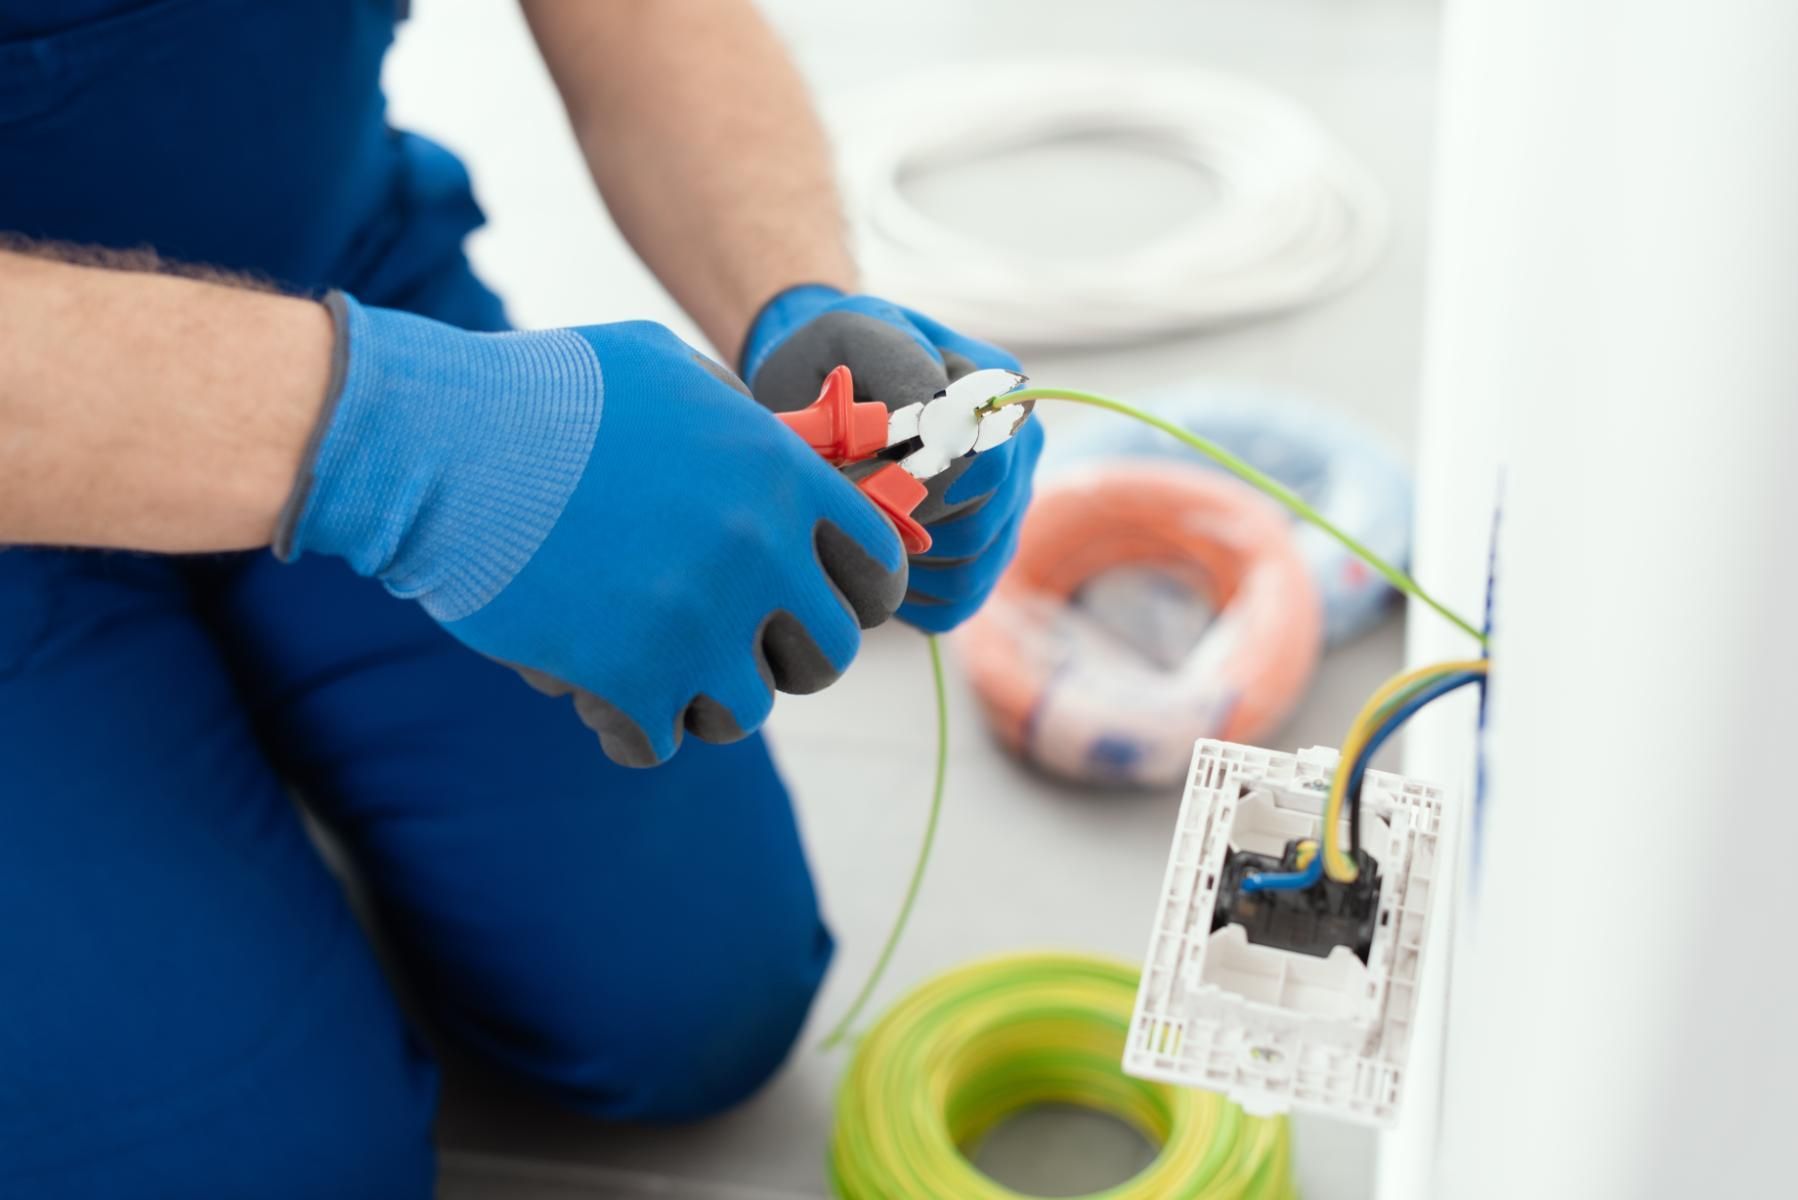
[[278, 292, 907, 767], [740, 284, 1043, 634]]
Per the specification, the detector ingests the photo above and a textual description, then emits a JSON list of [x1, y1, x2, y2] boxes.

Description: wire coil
[[835, 62, 1388, 347], [828, 952, 1294, 1199], [956, 463, 1323, 786], [1042, 385, 1414, 645]]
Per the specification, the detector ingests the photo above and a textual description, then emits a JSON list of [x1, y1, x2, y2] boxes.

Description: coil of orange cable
[[956, 462, 1322, 786]]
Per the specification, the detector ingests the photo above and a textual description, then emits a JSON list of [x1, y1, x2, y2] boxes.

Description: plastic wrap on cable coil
[[955, 462, 1323, 788], [1040, 385, 1414, 646]]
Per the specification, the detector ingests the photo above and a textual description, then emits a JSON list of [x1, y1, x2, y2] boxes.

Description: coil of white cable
[[834, 62, 1389, 348]]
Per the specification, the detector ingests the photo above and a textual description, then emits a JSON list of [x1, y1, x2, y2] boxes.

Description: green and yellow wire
[[820, 635, 951, 1050], [830, 952, 1295, 1199], [989, 387, 1489, 649], [1319, 658, 1489, 880]]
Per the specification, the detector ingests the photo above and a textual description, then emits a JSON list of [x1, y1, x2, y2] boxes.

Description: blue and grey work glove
[[741, 284, 1044, 634], [277, 293, 908, 767]]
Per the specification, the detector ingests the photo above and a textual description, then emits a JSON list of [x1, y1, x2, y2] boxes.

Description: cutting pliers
[[773, 365, 1031, 553]]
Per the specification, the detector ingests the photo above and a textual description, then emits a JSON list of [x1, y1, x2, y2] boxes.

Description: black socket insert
[[1211, 839, 1383, 963]]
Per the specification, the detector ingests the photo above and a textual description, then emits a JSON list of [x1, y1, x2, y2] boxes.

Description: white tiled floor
[[391, 2, 1441, 1197]]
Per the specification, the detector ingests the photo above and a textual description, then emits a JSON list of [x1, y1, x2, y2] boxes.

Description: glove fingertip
[[682, 693, 752, 745], [509, 662, 573, 698], [760, 609, 849, 696], [573, 689, 677, 768], [815, 518, 907, 630]]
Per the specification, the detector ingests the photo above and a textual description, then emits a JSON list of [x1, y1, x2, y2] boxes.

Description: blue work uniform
[[0, 3, 833, 1197]]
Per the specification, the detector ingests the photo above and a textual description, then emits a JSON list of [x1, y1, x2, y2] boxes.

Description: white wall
[[1402, 2, 1798, 1196]]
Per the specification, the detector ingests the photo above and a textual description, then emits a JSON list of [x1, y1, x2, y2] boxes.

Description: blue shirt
[[0, 0, 480, 296]]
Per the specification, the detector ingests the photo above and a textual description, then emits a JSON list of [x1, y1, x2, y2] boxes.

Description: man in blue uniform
[[0, 2, 1041, 1195]]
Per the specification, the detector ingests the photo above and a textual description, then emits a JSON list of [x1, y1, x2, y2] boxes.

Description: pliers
[[773, 365, 1031, 553]]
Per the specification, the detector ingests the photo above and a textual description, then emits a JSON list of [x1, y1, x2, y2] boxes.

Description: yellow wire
[[1321, 659, 1490, 881]]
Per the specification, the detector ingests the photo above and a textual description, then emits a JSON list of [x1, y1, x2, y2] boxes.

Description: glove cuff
[[273, 291, 355, 563], [738, 282, 847, 382], [275, 292, 605, 622]]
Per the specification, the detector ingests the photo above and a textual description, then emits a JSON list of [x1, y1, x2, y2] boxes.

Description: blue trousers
[[0, 263, 834, 1197]]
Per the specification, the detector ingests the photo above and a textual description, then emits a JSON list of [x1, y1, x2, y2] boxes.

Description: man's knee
[[614, 917, 834, 1120], [189, 938, 441, 1200], [473, 911, 835, 1122]]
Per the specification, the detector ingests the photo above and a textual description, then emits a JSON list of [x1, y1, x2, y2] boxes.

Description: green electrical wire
[[991, 386, 1489, 648], [829, 952, 1295, 1199], [820, 634, 951, 1051], [822, 386, 1485, 1049]]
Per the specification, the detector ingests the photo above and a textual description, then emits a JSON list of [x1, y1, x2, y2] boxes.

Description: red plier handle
[[774, 365, 932, 554]]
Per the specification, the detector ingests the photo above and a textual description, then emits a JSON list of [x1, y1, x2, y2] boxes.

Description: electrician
[[0, 2, 1040, 1196]]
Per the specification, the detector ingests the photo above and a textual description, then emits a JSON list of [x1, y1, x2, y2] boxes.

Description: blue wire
[[1241, 851, 1322, 893], [1243, 670, 1485, 894], [1344, 670, 1484, 856]]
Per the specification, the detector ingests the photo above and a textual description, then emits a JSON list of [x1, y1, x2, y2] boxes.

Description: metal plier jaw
[[883, 368, 1031, 480], [772, 366, 1030, 554]]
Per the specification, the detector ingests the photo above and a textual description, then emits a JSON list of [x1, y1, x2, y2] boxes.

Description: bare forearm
[[523, 0, 856, 360], [0, 249, 331, 551]]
